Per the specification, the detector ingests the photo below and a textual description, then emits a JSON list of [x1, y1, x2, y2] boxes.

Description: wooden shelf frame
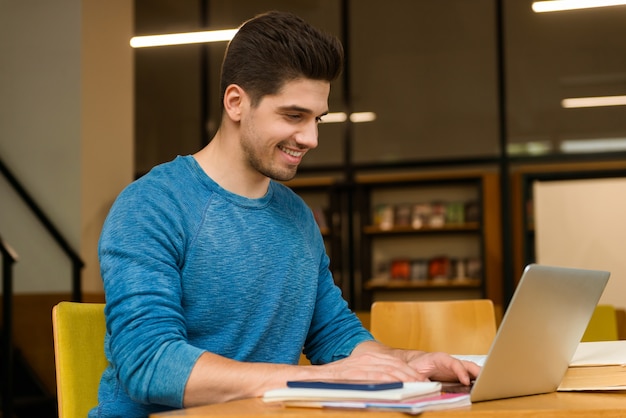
[[353, 168, 503, 311]]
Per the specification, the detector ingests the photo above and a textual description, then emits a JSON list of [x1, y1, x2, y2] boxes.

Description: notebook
[[460, 264, 610, 402], [263, 381, 441, 403]]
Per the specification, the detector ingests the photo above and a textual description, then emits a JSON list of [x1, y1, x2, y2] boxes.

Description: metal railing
[[0, 157, 84, 301], [1, 236, 18, 418], [1, 157, 84, 416]]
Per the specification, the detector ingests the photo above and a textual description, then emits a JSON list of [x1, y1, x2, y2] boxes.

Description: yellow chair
[[581, 304, 619, 342], [52, 302, 107, 418], [617, 308, 626, 340], [370, 300, 497, 355]]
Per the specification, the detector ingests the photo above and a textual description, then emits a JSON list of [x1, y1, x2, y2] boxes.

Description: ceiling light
[[349, 112, 377, 123], [507, 141, 552, 156], [532, 0, 626, 13], [561, 95, 626, 108], [130, 29, 238, 48], [320, 113, 348, 123], [561, 137, 626, 153], [320, 112, 377, 124]]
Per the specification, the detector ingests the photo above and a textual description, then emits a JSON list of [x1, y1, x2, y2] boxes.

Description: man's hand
[[312, 349, 425, 382], [338, 340, 481, 385], [399, 350, 481, 385]]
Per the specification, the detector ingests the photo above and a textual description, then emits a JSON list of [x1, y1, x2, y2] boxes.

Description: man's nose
[[295, 121, 319, 149]]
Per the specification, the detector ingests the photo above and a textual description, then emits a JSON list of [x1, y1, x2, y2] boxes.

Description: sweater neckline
[[181, 155, 275, 209]]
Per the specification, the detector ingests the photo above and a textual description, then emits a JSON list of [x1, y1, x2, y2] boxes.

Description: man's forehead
[[264, 79, 330, 112]]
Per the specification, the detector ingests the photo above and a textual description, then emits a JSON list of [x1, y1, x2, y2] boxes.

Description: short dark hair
[[220, 11, 344, 106]]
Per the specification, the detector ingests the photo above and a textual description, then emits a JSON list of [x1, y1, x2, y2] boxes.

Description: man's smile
[[278, 145, 306, 158]]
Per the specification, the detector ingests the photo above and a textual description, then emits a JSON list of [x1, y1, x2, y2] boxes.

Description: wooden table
[[152, 391, 626, 417]]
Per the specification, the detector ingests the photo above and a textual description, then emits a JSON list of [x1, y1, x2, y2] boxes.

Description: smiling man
[[92, 11, 479, 418], [197, 77, 329, 196]]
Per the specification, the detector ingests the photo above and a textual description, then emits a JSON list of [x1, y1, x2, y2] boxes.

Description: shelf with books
[[353, 169, 502, 310], [365, 278, 482, 290], [363, 222, 480, 235]]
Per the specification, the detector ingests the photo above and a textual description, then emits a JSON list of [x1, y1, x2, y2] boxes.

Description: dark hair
[[220, 11, 344, 106]]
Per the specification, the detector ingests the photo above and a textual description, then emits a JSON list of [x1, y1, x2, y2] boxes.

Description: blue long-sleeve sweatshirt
[[90, 156, 373, 417]]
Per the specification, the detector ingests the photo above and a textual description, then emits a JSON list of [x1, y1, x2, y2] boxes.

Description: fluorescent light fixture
[[349, 112, 377, 123], [320, 112, 377, 124], [320, 112, 348, 123], [561, 95, 626, 108], [561, 137, 626, 153], [130, 29, 238, 48], [507, 141, 552, 156], [532, 0, 626, 13]]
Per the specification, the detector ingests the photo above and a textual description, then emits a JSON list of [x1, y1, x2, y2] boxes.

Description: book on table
[[262, 381, 471, 414], [558, 340, 626, 391]]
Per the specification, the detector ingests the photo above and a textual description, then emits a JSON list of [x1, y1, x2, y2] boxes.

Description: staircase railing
[[0, 157, 84, 300], [1, 156, 84, 416], [1, 236, 18, 418]]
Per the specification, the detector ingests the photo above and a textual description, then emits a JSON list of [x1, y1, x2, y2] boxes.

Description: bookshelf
[[353, 169, 502, 311]]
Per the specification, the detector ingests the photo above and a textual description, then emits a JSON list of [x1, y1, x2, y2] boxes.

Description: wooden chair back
[[370, 299, 497, 354]]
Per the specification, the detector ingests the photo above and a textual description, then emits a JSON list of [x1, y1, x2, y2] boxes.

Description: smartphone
[[286, 380, 403, 391]]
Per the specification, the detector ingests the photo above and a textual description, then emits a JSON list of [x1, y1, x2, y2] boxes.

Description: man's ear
[[223, 84, 246, 122]]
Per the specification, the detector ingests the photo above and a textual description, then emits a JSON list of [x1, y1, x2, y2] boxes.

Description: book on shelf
[[390, 258, 412, 281], [465, 257, 482, 279], [410, 259, 429, 282], [558, 340, 626, 391], [263, 381, 471, 414], [395, 203, 413, 227], [372, 199, 479, 230], [428, 202, 446, 227], [428, 256, 451, 280], [464, 200, 480, 223], [411, 203, 431, 229], [373, 203, 395, 230], [370, 256, 482, 286], [450, 258, 466, 280], [445, 201, 465, 224]]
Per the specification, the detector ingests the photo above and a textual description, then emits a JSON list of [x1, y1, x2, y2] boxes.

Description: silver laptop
[[468, 264, 610, 402]]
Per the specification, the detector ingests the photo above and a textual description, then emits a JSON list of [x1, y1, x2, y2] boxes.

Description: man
[[91, 11, 480, 417]]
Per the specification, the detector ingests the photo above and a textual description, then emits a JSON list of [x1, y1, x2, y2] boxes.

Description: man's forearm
[[183, 343, 425, 407], [183, 351, 315, 407], [182, 342, 478, 408]]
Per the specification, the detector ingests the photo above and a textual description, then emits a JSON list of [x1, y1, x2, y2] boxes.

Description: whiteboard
[[534, 177, 626, 312]]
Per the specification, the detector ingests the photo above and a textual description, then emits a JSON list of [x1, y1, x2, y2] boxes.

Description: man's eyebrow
[[278, 105, 329, 116]]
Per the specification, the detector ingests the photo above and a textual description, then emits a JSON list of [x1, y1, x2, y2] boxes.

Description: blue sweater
[[90, 156, 373, 417]]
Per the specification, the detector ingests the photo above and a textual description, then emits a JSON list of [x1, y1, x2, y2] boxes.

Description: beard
[[248, 148, 299, 182], [240, 133, 300, 182]]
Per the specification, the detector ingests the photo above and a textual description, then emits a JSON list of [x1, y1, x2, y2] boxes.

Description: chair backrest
[[370, 299, 497, 355], [52, 302, 107, 418], [581, 304, 619, 342]]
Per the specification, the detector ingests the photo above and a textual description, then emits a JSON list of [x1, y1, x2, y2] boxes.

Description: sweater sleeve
[[303, 263, 375, 364], [99, 179, 205, 407], [297, 209, 374, 364]]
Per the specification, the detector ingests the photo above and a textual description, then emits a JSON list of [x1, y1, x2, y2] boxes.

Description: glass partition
[[135, 1, 626, 170], [505, 2, 626, 157], [349, 0, 500, 164]]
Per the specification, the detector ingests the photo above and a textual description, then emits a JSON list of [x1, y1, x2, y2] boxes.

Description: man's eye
[[286, 114, 301, 121]]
